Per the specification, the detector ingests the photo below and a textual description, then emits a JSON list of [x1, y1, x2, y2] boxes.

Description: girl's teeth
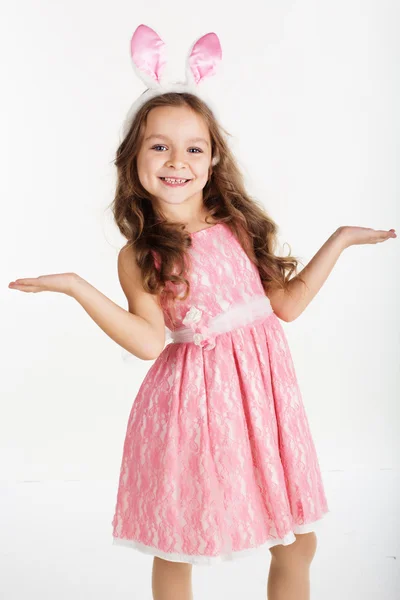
[[161, 178, 188, 184]]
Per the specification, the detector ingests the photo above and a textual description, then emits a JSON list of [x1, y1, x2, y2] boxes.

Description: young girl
[[8, 24, 396, 600]]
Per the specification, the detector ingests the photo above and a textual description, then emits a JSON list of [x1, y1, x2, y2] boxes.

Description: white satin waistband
[[165, 294, 274, 350]]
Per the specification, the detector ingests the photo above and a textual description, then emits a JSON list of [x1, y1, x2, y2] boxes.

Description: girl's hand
[[8, 272, 81, 297], [338, 226, 397, 249]]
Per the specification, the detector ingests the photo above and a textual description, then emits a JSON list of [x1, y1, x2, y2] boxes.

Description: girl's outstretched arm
[[69, 275, 164, 360], [267, 226, 396, 322], [8, 245, 166, 361]]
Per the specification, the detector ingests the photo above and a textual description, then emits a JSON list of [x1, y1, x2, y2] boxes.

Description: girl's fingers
[[371, 230, 396, 243], [9, 284, 38, 292], [9, 279, 42, 292], [381, 230, 396, 239], [9, 278, 42, 286], [14, 278, 37, 284]]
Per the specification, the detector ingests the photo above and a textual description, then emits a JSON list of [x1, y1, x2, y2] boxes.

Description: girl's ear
[[130, 24, 168, 89], [185, 32, 222, 86]]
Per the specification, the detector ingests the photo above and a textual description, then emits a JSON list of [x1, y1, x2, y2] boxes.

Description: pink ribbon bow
[[182, 306, 217, 351]]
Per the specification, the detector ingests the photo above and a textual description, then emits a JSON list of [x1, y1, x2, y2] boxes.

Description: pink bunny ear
[[187, 32, 222, 85], [130, 24, 167, 85]]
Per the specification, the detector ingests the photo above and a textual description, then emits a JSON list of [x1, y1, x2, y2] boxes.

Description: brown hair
[[110, 92, 305, 326]]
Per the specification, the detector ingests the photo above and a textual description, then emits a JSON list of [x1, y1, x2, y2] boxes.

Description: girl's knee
[[296, 531, 318, 563], [269, 532, 317, 566]]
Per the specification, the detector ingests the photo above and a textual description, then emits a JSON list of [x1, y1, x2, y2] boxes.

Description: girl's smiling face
[[136, 105, 212, 209]]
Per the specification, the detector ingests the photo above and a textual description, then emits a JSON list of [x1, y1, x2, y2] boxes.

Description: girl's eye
[[151, 145, 203, 153]]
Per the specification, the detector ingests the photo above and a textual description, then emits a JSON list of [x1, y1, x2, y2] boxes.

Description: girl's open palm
[[8, 272, 78, 296], [340, 226, 396, 248]]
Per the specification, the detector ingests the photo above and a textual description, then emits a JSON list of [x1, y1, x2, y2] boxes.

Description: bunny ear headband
[[121, 23, 223, 164]]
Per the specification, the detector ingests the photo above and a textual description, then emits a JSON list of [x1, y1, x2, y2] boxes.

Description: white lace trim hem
[[112, 512, 330, 565]]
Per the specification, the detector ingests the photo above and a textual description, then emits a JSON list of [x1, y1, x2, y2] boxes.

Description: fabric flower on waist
[[182, 305, 217, 351]]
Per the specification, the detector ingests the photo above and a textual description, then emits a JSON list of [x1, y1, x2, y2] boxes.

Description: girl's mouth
[[159, 177, 191, 187]]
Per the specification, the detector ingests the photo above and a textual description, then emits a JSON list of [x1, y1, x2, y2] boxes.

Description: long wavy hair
[[111, 92, 305, 326]]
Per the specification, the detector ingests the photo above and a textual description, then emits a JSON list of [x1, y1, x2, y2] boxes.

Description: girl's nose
[[166, 154, 186, 168]]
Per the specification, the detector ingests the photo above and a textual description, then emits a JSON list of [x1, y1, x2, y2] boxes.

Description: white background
[[1, 0, 399, 598]]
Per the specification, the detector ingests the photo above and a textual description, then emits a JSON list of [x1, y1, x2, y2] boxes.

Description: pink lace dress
[[111, 222, 329, 565]]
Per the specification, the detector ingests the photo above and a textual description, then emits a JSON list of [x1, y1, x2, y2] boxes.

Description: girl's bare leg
[[267, 532, 318, 600], [151, 556, 194, 600]]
